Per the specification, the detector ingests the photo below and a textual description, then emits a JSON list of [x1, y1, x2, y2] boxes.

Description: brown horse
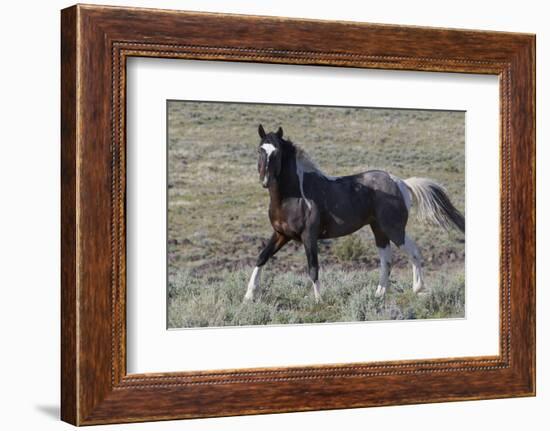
[[244, 125, 464, 302]]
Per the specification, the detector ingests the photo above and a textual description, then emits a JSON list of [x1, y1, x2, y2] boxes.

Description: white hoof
[[375, 285, 386, 297], [312, 280, 322, 303], [413, 283, 425, 294], [244, 266, 261, 303]]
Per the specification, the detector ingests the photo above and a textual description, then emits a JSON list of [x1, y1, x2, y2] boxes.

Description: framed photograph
[[61, 4, 535, 425]]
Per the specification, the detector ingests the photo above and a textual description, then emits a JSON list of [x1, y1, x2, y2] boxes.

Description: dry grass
[[168, 266, 465, 328]]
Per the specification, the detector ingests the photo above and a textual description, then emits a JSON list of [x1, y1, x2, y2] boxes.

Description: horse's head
[[257, 124, 284, 188]]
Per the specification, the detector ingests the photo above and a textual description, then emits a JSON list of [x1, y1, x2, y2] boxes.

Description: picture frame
[[60, 4, 535, 425]]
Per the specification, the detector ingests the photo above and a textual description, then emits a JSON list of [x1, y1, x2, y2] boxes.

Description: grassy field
[[168, 266, 465, 328], [167, 101, 465, 328]]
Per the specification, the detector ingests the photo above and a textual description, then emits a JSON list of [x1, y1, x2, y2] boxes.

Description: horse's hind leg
[[400, 235, 425, 293], [244, 232, 289, 302], [371, 222, 392, 297]]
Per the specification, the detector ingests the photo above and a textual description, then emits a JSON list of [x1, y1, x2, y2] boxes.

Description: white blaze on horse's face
[[260, 143, 277, 187], [261, 142, 276, 156]]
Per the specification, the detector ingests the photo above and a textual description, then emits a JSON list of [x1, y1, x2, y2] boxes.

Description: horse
[[243, 124, 465, 303]]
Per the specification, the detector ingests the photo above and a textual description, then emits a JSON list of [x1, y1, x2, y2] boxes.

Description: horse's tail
[[403, 177, 465, 233]]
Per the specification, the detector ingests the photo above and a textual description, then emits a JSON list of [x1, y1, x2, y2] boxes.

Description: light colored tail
[[403, 177, 465, 233]]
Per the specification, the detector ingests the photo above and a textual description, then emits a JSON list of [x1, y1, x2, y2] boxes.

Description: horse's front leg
[[302, 229, 321, 303], [243, 232, 289, 302]]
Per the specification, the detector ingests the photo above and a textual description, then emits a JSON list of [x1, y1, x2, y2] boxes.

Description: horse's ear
[[276, 127, 284, 139], [258, 124, 266, 139]]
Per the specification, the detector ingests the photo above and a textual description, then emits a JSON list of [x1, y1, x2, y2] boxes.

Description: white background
[[0, 0, 547, 430], [127, 59, 499, 373]]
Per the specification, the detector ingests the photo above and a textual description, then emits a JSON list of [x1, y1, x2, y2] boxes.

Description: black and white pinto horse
[[244, 125, 465, 302]]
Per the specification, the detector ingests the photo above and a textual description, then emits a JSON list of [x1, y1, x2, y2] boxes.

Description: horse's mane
[[283, 138, 327, 176], [279, 137, 336, 210]]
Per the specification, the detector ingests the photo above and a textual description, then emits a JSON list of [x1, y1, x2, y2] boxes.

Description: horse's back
[[357, 170, 409, 245], [349, 169, 392, 189], [326, 169, 409, 245], [301, 172, 370, 238], [300, 169, 409, 244]]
